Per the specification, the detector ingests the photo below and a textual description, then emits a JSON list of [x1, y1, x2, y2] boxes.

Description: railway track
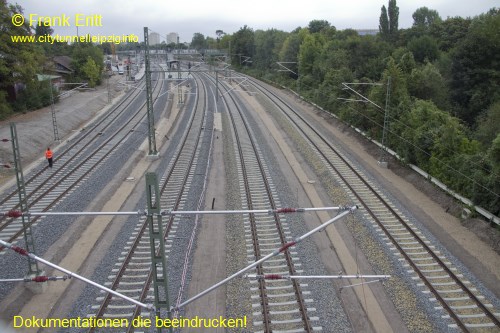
[[245, 77, 500, 331], [214, 74, 321, 332], [88, 72, 211, 331], [0, 67, 167, 252]]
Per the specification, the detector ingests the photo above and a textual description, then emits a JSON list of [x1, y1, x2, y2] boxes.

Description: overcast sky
[[12, 0, 498, 43]]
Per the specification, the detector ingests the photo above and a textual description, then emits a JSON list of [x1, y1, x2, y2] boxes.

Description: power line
[[344, 104, 500, 199]]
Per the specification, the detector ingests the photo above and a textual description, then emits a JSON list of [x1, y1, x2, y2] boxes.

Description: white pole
[[172, 206, 357, 311], [245, 274, 391, 280], [3, 206, 345, 218], [0, 239, 154, 311]]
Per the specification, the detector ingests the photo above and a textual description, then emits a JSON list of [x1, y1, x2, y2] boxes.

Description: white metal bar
[[341, 83, 383, 110], [0, 239, 154, 311], [3, 206, 345, 218], [0, 275, 70, 283], [172, 206, 357, 311], [246, 274, 391, 280]]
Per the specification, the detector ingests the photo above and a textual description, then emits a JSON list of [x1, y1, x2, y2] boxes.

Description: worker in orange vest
[[45, 148, 53, 168]]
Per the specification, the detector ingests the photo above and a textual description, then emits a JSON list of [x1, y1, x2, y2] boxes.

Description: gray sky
[[12, 0, 498, 43]]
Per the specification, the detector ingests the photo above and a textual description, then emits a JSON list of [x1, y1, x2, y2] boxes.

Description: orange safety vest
[[45, 150, 53, 159]]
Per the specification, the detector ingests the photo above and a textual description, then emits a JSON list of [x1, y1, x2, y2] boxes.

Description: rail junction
[[0, 43, 499, 333]]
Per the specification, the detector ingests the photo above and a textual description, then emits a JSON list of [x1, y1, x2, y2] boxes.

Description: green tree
[[431, 16, 470, 52], [395, 50, 416, 74], [231, 25, 255, 67], [412, 7, 441, 28], [190, 33, 206, 50], [475, 101, 500, 146], [407, 35, 439, 63], [298, 31, 325, 91], [81, 57, 100, 88], [408, 62, 449, 110], [379, 5, 389, 38], [0, 0, 46, 116], [379, 0, 399, 42], [34, 23, 54, 38], [253, 29, 287, 73], [216, 29, 225, 49], [71, 43, 103, 85], [308, 20, 331, 34], [366, 57, 410, 144], [344, 34, 392, 80], [388, 0, 399, 35], [277, 30, 305, 82], [490, 134, 500, 173], [450, 9, 500, 125]]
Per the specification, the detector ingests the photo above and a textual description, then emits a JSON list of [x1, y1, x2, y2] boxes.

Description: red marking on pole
[[278, 241, 296, 253], [7, 210, 22, 218], [264, 274, 283, 280], [276, 208, 296, 213], [32, 276, 49, 282], [1, 139, 9, 142], [11, 246, 28, 256]]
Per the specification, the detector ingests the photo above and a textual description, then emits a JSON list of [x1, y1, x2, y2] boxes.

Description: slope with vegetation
[[0, 0, 105, 118], [213, 1, 499, 216]]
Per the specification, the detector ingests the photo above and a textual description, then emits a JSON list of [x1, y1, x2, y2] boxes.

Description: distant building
[[167, 32, 179, 45], [148, 32, 160, 46], [355, 29, 378, 36], [51, 56, 74, 76]]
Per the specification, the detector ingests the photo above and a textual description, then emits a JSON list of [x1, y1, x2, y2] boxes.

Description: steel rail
[[0, 69, 165, 251], [247, 76, 500, 331], [216, 73, 314, 332]]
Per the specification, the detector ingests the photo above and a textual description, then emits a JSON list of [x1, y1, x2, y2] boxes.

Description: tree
[[253, 29, 287, 72], [81, 57, 100, 88], [216, 29, 225, 49], [388, 0, 399, 37], [379, 0, 399, 42], [407, 35, 439, 63], [308, 20, 331, 34], [395, 50, 416, 74], [71, 43, 104, 84], [431, 16, 471, 51], [190, 33, 206, 50], [475, 101, 500, 146], [412, 7, 441, 28], [0, 0, 45, 115], [408, 62, 449, 110], [298, 31, 325, 84], [231, 25, 255, 67], [450, 9, 500, 125], [379, 5, 389, 38], [34, 23, 54, 37], [490, 134, 500, 172]]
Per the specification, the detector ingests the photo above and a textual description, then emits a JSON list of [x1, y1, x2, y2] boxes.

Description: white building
[[148, 32, 160, 46], [167, 32, 179, 45]]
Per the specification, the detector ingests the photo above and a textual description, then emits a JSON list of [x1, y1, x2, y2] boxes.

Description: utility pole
[[276, 62, 298, 94], [144, 27, 158, 156], [10, 123, 45, 293], [145, 172, 172, 333], [339, 77, 391, 168], [48, 77, 60, 142], [379, 76, 392, 167]]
